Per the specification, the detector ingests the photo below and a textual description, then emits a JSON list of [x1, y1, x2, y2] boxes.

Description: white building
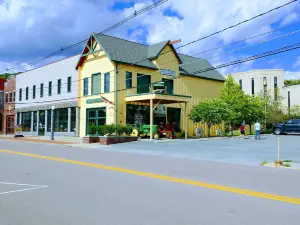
[[231, 69, 285, 98], [15, 55, 80, 136], [282, 84, 300, 109]]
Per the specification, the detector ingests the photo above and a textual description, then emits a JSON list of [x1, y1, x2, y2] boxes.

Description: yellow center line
[[1, 149, 300, 205]]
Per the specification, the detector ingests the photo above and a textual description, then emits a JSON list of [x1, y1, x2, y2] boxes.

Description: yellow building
[[76, 33, 225, 137]]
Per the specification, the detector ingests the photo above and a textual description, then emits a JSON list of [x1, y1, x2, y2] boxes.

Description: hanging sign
[[160, 69, 176, 77], [86, 98, 104, 104]]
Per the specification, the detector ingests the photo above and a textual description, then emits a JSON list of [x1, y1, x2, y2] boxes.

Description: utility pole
[[51, 106, 55, 140]]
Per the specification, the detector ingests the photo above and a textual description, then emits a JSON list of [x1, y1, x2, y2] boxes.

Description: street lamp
[[51, 106, 55, 140]]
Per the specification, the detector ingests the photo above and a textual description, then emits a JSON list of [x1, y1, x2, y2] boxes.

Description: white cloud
[[280, 12, 299, 26], [293, 56, 300, 69], [285, 71, 300, 80]]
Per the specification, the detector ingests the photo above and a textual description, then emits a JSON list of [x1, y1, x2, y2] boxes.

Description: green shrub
[[115, 124, 124, 136], [124, 124, 133, 136], [88, 124, 97, 135], [103, 124, 116, 136], [283, 163, 291, 167], [96, 125, 105, 136]]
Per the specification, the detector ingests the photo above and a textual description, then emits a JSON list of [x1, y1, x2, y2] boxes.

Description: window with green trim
[[83, 78, 89, 96], [40, 83, 44, 98], [137, 74, 151, 94], [126, 71, 132, 88], [92, 73, 101, 95], [48, 81, 52, 96], [57, 79, 61, 94], [104, 72, 110, 93]]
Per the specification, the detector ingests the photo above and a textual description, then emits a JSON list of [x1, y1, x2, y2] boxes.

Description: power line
[[11, 24, 300, 95], [1, 0, 296, 76], [0, 0, 169, 73], [13, 41, 300, 106]]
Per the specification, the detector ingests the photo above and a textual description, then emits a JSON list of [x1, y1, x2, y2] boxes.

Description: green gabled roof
[[77, 33, 224, 82], [147, 40, 170, 59], [94, 34, 157, 69], [178, 54, 225, 82]]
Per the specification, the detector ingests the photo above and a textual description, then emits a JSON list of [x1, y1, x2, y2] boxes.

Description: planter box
[[99, 136, 138, 145], [83, 136, 99, 144]]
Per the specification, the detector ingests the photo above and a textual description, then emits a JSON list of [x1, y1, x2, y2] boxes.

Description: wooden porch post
[[150, 99, 153, 140]]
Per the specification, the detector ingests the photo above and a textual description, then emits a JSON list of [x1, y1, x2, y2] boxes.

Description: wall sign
[[86, 98, 104, 104], [160, 69, 176, 77]]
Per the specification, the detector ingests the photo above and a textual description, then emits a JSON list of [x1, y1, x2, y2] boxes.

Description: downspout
[[115, 63, 119, 125]]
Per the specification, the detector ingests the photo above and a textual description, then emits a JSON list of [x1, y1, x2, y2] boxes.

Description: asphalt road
[[1, 139, 300, 225]]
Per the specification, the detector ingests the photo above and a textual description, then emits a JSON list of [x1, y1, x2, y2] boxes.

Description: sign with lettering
[[160, 69, 176, 77], [86, 98, 104, 104]]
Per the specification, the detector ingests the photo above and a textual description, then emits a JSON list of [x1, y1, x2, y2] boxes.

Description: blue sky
[[0, 0, 299, 78]]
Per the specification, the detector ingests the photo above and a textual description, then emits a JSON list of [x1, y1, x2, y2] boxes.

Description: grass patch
[[261, 160, 268, 166], [282, 159, 293, 163], [283, 163, 291, 167]]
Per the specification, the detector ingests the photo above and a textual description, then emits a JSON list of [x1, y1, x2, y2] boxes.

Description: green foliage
[[115, 124, 124, 136], [290, 105, 300, 118], [282, 159, 293, 163], [261, 160, 268, 166], [283, 163, 291, 167], [88, 124, 97, 136], [189, 99, 230, 137], [0, 73, 19, 80], [102, 124, 116, 136], [96, 125, 104, 136], [284, 79, 300, 86], [124, 124, 133, 136], [242, 95, 265, 133]]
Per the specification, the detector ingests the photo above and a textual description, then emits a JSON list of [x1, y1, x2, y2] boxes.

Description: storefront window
[[47, 110, 51, 132], [86, 108, 106, 135], [71, 108, 76, 132], [22, 112, 31, 132], [54, 108, 68, 132], [33, 111, 37, 132]]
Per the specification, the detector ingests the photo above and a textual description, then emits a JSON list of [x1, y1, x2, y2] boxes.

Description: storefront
[[16, 101, 79, 136]]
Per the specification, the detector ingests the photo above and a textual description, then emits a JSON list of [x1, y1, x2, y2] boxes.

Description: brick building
[[2, 76, 16, 134]]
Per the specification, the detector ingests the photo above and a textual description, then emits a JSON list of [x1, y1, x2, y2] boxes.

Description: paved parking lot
[[98, 135, 300, 166]]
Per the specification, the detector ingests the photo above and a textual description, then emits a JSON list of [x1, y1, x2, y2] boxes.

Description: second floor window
[[5, 93, 8, 103], [239, 79, 242, 89], [49, 81, 52, 96], [26, 87, 29, 100], [126, 71, 132, 88], [92, 73, 100, 95], [33, 85, 36, 99], [104, 73, 110, 93], [19, 88, 22, 101], [9, 92, 12, 102], [40, 83, 44, 98], [83, 78, 89, 96], [13, 91, 15, 102], [58, 79, 61, 94], [67, 77, 72, 93], [274, 77, 278, 100]]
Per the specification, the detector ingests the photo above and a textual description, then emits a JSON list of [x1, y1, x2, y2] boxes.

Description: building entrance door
[[6, 115, 15, 134], [38, 111, 45, 136]]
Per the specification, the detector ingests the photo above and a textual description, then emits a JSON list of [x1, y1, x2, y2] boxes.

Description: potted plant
[[99, 124, 138, 145], [83, 124, 99, 144]]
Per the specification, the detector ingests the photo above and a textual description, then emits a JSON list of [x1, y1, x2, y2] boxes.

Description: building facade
[[76, 33, 225, 137], [0, 78, 5, 133], [231, 69, 285, 98], [282, 84, 300, 110], [15, 55, 80, 137], [3, 76, 16, 134]]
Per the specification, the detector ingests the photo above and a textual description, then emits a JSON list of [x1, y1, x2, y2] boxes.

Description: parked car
[[273, 119, 300, 135]]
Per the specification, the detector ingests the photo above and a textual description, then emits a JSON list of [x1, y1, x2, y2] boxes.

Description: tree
[[290, 105, 300, 118], [284, 79, 300, 87], [242, 95, 265, 133], [220, 75, 246, 128], [189, 99, 230, 137]]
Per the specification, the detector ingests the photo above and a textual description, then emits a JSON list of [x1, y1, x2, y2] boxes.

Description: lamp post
[[51, 106, 55, 140]]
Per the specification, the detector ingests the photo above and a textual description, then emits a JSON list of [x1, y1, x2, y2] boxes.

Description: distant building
[[3, 76, 16, 134], [0, 78, 5, 133], [231, 69, 284, 99], [282, 84, 300, 110]]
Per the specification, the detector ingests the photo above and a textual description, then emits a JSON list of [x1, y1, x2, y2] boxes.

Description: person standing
[[255, 121, 261, 140], [240, 124, 245, 136]]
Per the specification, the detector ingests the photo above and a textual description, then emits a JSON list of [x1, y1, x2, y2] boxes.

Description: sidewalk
[[0, 135, 80, 145]]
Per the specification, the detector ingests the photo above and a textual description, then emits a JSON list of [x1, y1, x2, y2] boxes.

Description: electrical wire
[[0, 0, 169, 73], [9, 24, 300, 94], [9, 41, 300, 106]]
